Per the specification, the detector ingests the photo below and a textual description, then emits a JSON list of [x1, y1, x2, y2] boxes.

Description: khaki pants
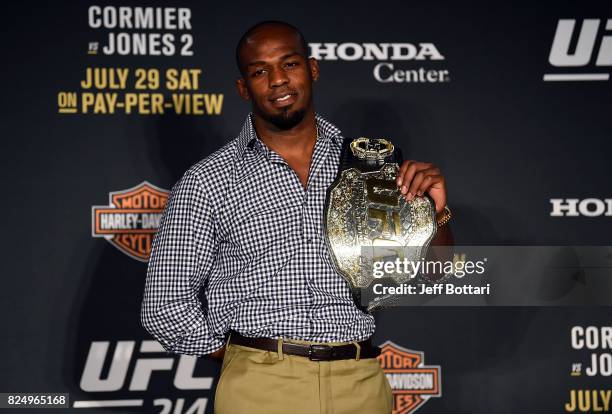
[[214, 338, 393, 414]]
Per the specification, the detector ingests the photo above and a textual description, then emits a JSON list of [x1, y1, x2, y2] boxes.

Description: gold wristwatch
[[436, 205, 452, 227]]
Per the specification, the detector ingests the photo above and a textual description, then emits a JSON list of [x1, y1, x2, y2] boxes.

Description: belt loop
[[277, 337, 284, 360], [353, 341, 361, 361]]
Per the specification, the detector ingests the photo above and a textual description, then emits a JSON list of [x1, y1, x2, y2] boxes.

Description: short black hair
[[235, 20, 309, 75]]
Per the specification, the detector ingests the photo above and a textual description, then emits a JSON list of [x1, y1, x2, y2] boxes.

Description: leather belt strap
[[228, 331, 381, 361]]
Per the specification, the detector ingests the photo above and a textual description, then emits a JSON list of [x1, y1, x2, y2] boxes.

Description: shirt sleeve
[[140, 170, 225, 355]]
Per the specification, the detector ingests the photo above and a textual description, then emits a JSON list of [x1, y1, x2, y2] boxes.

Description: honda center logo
[[309, 42, 450, 84]]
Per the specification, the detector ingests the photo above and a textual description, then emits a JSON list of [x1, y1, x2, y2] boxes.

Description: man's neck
[[252, 109, 318, 157]]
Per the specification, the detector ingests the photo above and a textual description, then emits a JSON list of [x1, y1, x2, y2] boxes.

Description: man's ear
[[308, 57, 320, 82], [236, 78, 250, 100]]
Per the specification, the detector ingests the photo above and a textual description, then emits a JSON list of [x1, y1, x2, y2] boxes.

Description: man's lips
[[269, 92, 297, 107]]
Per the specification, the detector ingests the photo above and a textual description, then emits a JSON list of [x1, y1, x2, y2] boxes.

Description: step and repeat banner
[[1, 1, 611, 413]]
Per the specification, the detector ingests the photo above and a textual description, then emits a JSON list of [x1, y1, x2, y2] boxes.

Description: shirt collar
[[235, 112, 343, 159]]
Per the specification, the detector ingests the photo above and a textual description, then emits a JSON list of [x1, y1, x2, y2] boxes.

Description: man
[[141, 20, 451, 414]]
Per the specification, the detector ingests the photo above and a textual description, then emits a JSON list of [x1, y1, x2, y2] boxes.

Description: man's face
[[236, 26, 319, 130]]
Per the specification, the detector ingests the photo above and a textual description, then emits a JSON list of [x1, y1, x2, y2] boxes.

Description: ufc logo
[[550, 198, 612, 217], [366, 178, 401, 238], [549, 19, 612, 67], [80, 340, 213, 392]]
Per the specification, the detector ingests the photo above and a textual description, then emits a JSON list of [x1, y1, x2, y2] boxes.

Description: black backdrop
[[1, 1, 611, 413]]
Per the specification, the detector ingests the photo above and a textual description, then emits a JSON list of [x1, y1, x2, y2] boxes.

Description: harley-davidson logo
[[91, 181, 169, 262], [378, 341, 442, 414]]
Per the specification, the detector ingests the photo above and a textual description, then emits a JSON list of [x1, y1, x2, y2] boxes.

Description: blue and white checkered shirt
[[141, 113, 375, 355]]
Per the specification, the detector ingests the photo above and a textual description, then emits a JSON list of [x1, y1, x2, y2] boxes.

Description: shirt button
[[306, 238, 313, 244]]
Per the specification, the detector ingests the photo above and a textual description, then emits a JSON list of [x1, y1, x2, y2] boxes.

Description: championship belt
[[324, 137, 437, 311]]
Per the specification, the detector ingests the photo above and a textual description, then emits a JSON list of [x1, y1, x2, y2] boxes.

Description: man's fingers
[[417, 174, 443, 196], [397, 160, 411, 186], [415, 169, 441, 196], [398, 162, 431, 195], [416, 176, 434, 197], [408, 170, 427, 198], [400, 165, 435, 198], [397, 163, 446, 210]]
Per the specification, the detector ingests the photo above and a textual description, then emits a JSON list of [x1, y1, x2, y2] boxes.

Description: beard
[[263, 107, 306, 130]]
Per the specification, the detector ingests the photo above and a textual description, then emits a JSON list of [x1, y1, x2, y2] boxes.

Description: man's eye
[[285, 62, 299, 68], [251, 69, 265, 77]]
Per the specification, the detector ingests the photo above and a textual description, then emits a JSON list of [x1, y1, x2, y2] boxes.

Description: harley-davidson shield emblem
[[378, 340, 442, 414], [91, 181, 169, 262]]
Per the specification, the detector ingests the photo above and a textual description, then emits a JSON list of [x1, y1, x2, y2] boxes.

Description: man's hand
[[396, 160, 447, 213]]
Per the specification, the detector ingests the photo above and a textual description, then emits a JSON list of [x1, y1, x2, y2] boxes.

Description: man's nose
[[269, 66, 289, 88]]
